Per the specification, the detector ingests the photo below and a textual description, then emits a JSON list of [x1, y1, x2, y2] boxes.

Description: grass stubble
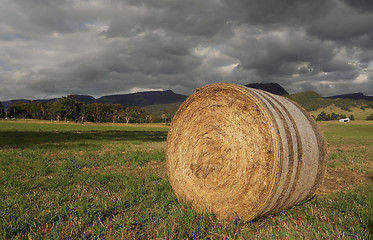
[[0, 120, 372, 239]]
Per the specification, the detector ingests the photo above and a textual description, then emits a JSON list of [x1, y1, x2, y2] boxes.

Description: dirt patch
[[146, 160, 165, 168], [81, 165, 140, 174], [327, 145, 368, 152], [317, 168, 373, 195]]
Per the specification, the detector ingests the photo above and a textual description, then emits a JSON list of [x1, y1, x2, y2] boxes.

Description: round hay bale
[[166, 83, 327, 221]]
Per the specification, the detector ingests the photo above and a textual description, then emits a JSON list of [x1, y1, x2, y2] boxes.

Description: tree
[[330, 112, 338, 120], [52, 96, 79, 122], [29, 101, 45, 119], [102, 104, 114, 122], [316, 111, 329, 121], [349, 114, 354, 121], [161, 110, 169, 123], [366, 114, 373, 121], [7, 101, 31, 119], [109, 104, 124, 123], [118, 106, 149, 124], [44, 102, 55, 120], [88, 103, 105, 122], [0, 102, 5, 118], [78, 103, 88, 123], [133, 107, 147, 123], [120, 107, 136, 124]]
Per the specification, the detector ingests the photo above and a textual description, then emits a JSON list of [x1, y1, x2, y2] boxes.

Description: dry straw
[[166, 83, 327, 221]]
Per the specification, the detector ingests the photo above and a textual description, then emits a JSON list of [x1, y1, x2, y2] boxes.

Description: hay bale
[[166, 83, 327, 221]]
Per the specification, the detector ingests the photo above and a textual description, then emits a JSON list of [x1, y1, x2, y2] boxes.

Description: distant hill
[[287, 91, 330, 111], [96, 90, 187, 107], [1, 99, 32, 109], [245, 83, 289, 95], [1, 90, 187, 109], [0, 83, 288, 109], [325, 92, 373, 101], [74, 95, 96, 103], [1, 98, 63, 109], [288, 91, 373, 112]]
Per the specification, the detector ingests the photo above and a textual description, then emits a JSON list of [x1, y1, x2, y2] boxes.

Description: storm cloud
[[1, 0, 373, 101]]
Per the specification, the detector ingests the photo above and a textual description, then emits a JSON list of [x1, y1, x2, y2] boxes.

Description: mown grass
[[0, 120, 169, 132], [0, 120, 372, 239], [319, 121, 373, 175]]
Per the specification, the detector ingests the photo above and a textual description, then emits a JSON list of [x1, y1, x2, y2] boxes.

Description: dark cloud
[[307, 10, 373, 43], [342, 0, 373, 13], [105, 0, 229, 38], [1, 0, 373, 101], [225, 0, 331, 26]]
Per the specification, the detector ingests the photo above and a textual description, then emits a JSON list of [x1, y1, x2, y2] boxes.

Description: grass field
[[1, 120, 372, 239]]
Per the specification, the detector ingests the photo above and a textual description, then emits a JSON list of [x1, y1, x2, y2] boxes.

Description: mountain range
[[245, 83, 289, 95], [324, 92, 373, 101], [0, 90, 188, 109], [1, 83, 372, 110]]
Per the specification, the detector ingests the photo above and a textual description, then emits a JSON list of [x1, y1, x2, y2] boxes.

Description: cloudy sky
[[1, 0, 373, 101]]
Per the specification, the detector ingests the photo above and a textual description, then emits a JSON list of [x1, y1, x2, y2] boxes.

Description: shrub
[[366, 114, 373, 121]]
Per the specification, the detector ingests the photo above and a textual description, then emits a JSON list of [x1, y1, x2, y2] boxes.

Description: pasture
[[0, 120, 372, 239]]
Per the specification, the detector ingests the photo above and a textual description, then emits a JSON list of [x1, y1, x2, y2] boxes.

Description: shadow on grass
[[0, 131, 168, 149]]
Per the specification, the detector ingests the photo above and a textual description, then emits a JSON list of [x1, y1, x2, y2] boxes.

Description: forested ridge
[[287, 91, 373, 112]]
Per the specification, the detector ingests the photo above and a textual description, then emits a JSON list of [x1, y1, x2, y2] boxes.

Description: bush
[[316, 111, 329, 121], [366, 114, 373, 121], [360, 106, 369, 110]]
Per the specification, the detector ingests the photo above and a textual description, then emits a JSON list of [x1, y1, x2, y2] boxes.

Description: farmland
[[0, 120, 372, 239]]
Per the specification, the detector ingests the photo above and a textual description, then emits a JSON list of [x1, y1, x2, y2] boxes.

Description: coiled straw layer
[[166, 83, 327, 221]]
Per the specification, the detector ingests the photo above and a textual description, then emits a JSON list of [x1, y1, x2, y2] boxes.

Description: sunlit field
[[1, 120, 372, 239]]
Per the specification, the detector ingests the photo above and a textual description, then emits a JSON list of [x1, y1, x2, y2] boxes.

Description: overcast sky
[[1, 0, 373, 101]]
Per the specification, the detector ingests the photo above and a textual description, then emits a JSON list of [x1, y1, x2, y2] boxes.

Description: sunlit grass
[[0, 120, 372, 239]]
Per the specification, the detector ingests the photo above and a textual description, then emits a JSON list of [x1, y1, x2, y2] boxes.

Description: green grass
[[0, 120, 169, 132], [0, 120, 372, 239], [319, 122, 373, 174]]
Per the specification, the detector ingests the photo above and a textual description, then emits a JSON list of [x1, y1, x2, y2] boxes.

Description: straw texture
[[166, 83, 327, 221]]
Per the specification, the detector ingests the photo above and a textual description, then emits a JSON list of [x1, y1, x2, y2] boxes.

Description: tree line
[[315, 111, 354, 121], [0, 96, 152, 123]]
